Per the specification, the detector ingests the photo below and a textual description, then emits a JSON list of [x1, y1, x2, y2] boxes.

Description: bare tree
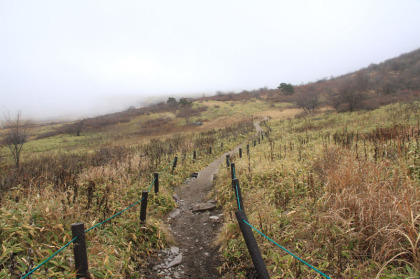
[[295, 86, 321, 112], [2, 112, 29, 168], [177, 106, 200, 125], [336, 79, 365, 112]]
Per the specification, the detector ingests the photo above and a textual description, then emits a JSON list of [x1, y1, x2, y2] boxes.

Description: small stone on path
[[209, 215, 220, 221], [169, 209, 181, 219], [192, 202, 216, 212], [170, 246, 180, 255], [167, 253, 183, 268]]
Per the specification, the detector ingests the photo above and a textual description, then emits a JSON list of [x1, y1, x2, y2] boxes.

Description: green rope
[[235, 186, 241, 211], [242, 220, 331, 279], [21, 158, 176, 278], [159, 158, 175, 175], [232, 165, 242, 211], [84, 197, 144, 233], [21, 236, 78, 279], [87, 158, 175, 233]]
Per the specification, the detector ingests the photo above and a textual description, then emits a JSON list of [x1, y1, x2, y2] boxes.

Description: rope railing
[[17, 124, 253, 278], [228, 127, 331, 279], [21, 158, 175, 279], [21, 236, 79, 279], [19, 126, 269, 278], [242, 220, 331, 279]]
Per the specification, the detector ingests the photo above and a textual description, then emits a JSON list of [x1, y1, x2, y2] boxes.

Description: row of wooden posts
[[68, 131, 268, 278], [226, 130, 271, 279], [70, 157, 179, 278]]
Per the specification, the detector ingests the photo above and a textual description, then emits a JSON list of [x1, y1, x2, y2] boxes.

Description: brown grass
[[315, 147, 420, 275]]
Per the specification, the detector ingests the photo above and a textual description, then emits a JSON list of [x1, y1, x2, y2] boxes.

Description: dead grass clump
[[315, 147, 420, 273], [364, 124, 416, 142]]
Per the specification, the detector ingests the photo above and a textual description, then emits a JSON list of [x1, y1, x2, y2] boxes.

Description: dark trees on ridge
[[278, 83, 295, 95]]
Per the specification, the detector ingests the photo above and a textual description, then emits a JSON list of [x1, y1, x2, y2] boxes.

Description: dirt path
[[145, 121, 264, 278]]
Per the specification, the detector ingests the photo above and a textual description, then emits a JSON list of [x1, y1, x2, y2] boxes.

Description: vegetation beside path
[[213, 102, 420, 278], [0, 117, 254, 278]]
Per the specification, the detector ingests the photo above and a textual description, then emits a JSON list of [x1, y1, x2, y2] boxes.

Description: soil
[[144, 121, 264, 279]]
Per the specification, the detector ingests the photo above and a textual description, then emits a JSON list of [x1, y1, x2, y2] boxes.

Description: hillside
[[13, 47, 419, 148], [213, 102, 419, 278], [0, 48, 419, 278], [200, 47, 420, 111]]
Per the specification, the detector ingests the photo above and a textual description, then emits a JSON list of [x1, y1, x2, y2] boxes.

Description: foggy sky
[[1, 0, 420, 120]]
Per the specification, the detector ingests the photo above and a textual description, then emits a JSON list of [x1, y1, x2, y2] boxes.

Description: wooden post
[[154, 173, 159, 194], [235, 211, 270, 279], [230, 163, 235, 179], [140, 191, 148, 222], [71, 223, 90, 279], [247, 144, 250, 156], [193, 150, 197, 160], [226, 154, 230, 168], [254, 140, 256, 147], [232, 178, 244, 212], [209, 146, 212, 154], [239, 148, 242, 158], [172, 156, 178, 174]]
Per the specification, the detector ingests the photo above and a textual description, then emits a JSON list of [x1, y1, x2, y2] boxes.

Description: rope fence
[[226, 130, 331, 279], [21, 139, 235, 278], [19, 121, 329, 278], [21, 158, 175, 279]]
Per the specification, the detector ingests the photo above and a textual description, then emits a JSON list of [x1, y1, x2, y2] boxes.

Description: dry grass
[[316, 147, 420, 276], [213, 102, 420, 278]]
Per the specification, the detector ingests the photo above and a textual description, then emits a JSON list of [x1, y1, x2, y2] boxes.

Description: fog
[[1, 0, 420, 120]]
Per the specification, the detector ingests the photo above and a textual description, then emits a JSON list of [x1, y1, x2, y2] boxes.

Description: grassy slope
[[212, 102, 420, 278], [1, 99, 419, 278], [0, 99, 284, 278]]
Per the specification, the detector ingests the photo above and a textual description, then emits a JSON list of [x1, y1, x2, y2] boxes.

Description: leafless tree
[[2, 112, 29, 168], [336, 79, 365, 112], [73, 120, 84, 136], [295, 86, 321, 112], [177, 106, 199, 125]]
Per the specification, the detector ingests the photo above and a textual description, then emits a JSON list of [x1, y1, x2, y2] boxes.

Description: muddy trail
[[145, 122, 264, 278]]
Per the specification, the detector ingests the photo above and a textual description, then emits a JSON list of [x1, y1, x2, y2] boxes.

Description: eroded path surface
[[145, 150, 233, 278], [145, 121, 264, 278]]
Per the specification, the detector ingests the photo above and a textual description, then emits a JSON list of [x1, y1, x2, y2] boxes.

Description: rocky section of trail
[[144, 152, 231, 278], [145, 121, 264, 278]]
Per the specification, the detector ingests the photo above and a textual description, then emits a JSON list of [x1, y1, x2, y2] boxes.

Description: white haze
[[1, 0, 420, 120]]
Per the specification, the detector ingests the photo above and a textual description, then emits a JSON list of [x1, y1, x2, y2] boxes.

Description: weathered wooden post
[[172, 156, 178, 174], [235, 211, 270, 279], [230, 163, 235, 179], [247, 144, 250, 156], [254, 140, 256, 147], [154, 172, 159, 194], [193, 150, 197, 160], [226, 154, 230, 168], [140, 191, 148, 222], [209, 146, 212, 155], [239, 148, 242, 158], [71, 223, 90, 279]]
